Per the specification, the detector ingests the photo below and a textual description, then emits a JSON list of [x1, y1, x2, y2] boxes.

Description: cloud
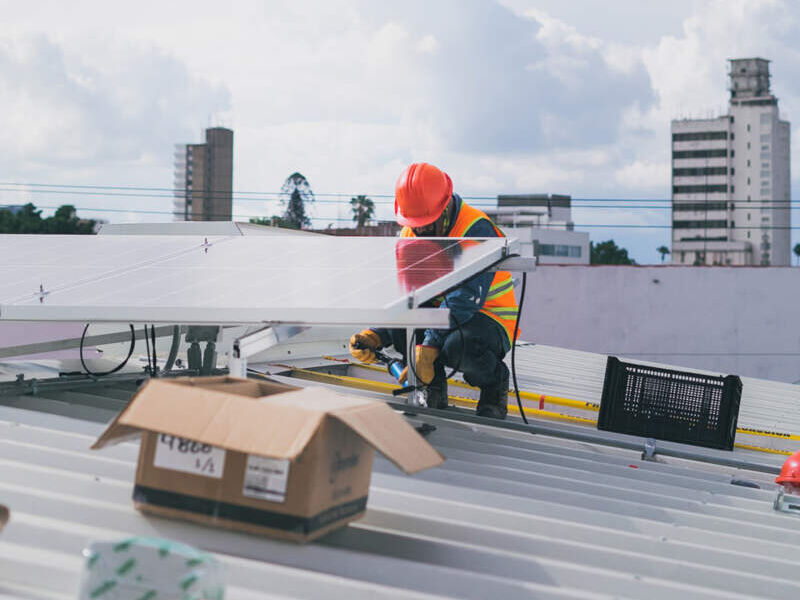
[[615, 161, 669, 191], [0, 34, 230, 176], [388, 1, 654, 154], [415, 35, 439, 54]]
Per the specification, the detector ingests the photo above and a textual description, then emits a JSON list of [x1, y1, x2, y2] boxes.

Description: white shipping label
[[243, 455, 290, 503], [153, 434, 226, 479]]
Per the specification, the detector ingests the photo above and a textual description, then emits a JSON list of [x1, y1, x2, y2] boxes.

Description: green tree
[[350, 195, 375, 229], [279, 172, 315, 229], [656, 245, 670, 263], [590, 240, 636, 265], [794, 243, 800, 266], [0, 203, 96, 234]]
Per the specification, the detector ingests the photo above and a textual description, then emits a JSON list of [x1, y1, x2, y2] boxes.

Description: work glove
[[349, 330, 382, 364], [399, 345, 440, 385]]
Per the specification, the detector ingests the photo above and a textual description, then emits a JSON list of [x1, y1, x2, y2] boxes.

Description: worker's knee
[[440, 332, 484, 368]]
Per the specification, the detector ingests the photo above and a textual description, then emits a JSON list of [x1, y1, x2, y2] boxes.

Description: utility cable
[[79, 323, 136, 377], [150, 324, 158, 377], [163, 325, 181, 372], [143, 325, 152, 376], [512, 272, 528, 424]]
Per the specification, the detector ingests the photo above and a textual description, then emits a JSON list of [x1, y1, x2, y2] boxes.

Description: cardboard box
[[92, 376, 444, 542]]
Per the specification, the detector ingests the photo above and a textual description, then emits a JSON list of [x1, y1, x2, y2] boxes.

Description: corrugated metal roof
[[1, 370, 798, 599]]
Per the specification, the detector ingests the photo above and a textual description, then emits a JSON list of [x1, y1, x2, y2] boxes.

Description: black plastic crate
[[597, 357, 742, 450]]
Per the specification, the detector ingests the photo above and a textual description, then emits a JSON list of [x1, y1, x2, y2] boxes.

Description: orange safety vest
[[400, 201, 519, 344]]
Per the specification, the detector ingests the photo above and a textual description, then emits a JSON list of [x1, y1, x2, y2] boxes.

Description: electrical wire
[[143, 325, 152, 376], [163, 325, 180, 371], [79, 323, 136, 377], [404, 314, 465, 401], [9, 203, 800, 231], [150, 324, 158, 377], [512, 272, 528, 425]]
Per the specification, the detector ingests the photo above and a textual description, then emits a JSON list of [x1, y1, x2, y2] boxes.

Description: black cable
[[79, 324, 136, 377], [143, 325, 152, 376], [512, 272, 528, 424], [150, 324, 158, 377], [164, 325, 180, 371]]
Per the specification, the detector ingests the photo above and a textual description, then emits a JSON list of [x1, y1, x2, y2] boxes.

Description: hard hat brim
[[394, 194, 450, 227]]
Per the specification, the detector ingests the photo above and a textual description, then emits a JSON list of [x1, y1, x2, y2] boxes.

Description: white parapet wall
[[516, 265, 800, 383]]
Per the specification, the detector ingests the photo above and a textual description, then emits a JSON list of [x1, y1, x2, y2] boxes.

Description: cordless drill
[[352, 341, 428, 407], [352, 341, 405, 382]]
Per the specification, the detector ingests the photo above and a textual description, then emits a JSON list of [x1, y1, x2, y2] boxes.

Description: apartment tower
[[173, 127, 234, 221], [671, 59, 790, 265]]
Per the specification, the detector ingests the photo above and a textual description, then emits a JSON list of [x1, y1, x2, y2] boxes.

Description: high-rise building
[[173, 127, 234, 221], [671, 58, 790, 266]]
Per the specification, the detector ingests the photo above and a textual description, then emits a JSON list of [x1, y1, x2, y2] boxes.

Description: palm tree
[[793, 243, 800, 266], [656, 245, 670, 263], [350, 195, 375, 229]]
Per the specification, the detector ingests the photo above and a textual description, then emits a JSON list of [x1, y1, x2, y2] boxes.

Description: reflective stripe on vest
[[399, 201, 519, 343]]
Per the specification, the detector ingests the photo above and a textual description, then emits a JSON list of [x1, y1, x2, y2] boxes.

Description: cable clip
[[642, 438, 657, 461]]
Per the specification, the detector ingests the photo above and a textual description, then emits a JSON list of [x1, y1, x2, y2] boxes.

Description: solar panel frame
[[0, 234, 516, 328]]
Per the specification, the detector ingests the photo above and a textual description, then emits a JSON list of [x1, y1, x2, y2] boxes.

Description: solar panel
[[0, 235, 515, 327]]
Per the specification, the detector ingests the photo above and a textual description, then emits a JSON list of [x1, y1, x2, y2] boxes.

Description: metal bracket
[[774, 489, 800, 514], [228, 325, 307, 378], [642, 438, 657, 461], [488, 256, 538, 272]]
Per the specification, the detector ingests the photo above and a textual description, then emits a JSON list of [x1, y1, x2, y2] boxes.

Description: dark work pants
[[386, 312, 509, 402]]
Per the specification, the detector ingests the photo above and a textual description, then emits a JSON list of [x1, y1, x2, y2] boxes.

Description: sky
[[0, 0, 798, 263]]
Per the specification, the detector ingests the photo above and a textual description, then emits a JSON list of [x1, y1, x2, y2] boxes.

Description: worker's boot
[[425, 365, 448, 410], [476, 362, 509, 419]]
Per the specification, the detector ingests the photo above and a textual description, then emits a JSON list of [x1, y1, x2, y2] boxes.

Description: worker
[[350, 162, 518, 419]]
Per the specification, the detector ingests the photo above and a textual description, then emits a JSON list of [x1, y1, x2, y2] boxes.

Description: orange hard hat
[[776, 451, 800, 485], [395, 238, 455, 293], [394, 163, 453, 227]]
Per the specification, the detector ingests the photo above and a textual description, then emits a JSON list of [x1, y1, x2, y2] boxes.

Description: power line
[[0, 181, 799, 206], [12, 204, 800, 230]]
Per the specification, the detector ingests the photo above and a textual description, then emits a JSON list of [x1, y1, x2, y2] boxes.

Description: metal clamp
[[774, 489, 800, 515], [642, 438, 657, 461]]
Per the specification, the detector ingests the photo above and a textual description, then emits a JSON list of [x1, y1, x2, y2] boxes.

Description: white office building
[[484, 194, 589, 264], [671, 58, 791, 266]]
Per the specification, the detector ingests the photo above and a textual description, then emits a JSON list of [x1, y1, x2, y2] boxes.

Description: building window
[[673, 201, 727, 211], [747, 231, 751, 239], [760, 134, 771, 142], [760, 113, 771, 124], [673, 219, 728, 229], [747, 177, 751, 185], [538, 244, 581, 258], [731, 133, 735, 140], [761, 144, 770, 151], [731, 221, 735, 228], [747, 142, 751, 149], [672, 131, 728, 141], [761, 162, 770, 168], [747, 213, 751, 221], [730, 150, 735, 157], [731, 186, 735, 193], [747, 195, 751, 201], [731, 168, 735, 175], [673, 149, 728, 159], [747, 124, 751, 132], [747, 159, 751, 167], [760, 170, 771, 178], [672, 185, 728, 194], [672, 167, 727, 176]]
